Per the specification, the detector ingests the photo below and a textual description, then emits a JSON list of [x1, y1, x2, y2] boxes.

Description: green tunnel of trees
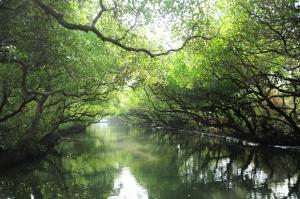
[[0, 0, 300, 155]]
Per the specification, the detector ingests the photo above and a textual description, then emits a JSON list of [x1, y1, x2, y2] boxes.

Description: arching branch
[[32, 0, 211, 58]]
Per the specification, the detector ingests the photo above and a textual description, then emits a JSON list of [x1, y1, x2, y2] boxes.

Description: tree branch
[[32, 0, 210, 58]]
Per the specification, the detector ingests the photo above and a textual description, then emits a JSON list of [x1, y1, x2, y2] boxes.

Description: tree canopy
[[0, 0, 300, 152]]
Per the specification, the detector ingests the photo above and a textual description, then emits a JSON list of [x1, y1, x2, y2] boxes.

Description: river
[[0, 123, 299, 199]]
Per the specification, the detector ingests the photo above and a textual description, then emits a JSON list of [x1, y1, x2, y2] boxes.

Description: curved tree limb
[[32, 0, 210, 58]]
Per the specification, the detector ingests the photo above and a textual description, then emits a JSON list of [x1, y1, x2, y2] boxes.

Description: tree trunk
[[26, 95, 48, 141]]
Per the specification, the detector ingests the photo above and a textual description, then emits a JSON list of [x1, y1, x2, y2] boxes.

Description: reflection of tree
[[0, 127, 300, 199], [0, 133, 117, 199], [135, 129, 300, 199], [285, 173, 300, 199]]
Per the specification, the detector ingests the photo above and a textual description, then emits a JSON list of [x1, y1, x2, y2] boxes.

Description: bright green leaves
[[116, 0, 300, 140], [166, 55, 191, 89]]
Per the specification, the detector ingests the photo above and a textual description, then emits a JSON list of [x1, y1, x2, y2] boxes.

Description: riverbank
[[150, 126, 300, 152], [0, 124, 85, 169]]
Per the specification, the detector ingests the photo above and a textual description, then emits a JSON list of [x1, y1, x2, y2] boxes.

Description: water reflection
[[109, 167, 148, 199], [0, 124, 299, 199]]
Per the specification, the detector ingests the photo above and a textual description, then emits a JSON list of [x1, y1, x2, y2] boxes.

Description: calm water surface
[[0, 123, 300, 199]]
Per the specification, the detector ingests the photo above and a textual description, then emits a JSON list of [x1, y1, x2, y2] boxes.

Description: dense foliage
[[0, 0, 300, 153], [0, 0, 143, 150], [118, 0, 300, 144]]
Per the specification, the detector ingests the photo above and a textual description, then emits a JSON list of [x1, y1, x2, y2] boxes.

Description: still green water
[[0, 123, 300, 199]]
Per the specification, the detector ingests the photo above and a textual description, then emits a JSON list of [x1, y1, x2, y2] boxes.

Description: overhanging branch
[[32, 0, 210, 58]]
